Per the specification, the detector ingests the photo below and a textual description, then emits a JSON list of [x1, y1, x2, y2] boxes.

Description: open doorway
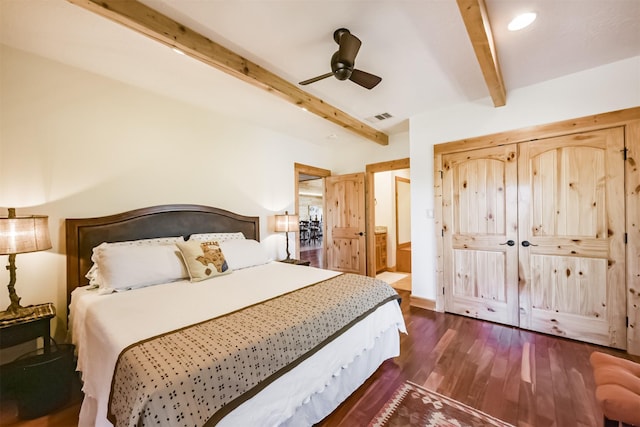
[[298, 177, 323, 267], [372, 170, 411, 272], [366, 158, 411, 291], [294, 163, 331, 268]]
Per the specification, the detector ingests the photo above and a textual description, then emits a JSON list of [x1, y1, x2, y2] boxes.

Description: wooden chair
[[309, 220, 320, 242], [299, 221, 310, 242]]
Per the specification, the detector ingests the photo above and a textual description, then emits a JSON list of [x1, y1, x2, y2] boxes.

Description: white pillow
[[219, 239, 270, 270], [86, 237, 185, 289], [188, 232, 246, 242], [94, 244, 188, 292]]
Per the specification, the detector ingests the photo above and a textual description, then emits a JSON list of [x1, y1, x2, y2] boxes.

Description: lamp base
[[0, 304, 37, 321], [284, 231, 292, 260]]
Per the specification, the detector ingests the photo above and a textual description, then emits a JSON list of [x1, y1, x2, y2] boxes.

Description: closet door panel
[[519, 127, 626, 348], [443, 146, 519, 326]]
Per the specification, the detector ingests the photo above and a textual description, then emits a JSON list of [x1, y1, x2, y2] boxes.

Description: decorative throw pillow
[[177, 240, 232, 282]]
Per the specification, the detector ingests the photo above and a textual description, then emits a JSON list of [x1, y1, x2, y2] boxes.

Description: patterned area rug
[[368, 381, 514, 427]]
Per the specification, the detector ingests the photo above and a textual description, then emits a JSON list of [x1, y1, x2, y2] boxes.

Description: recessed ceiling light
[[508, 12, 537, 31]]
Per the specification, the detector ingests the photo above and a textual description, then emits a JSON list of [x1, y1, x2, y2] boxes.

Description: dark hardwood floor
[[299, 238, 323, 268], [319, 282, 640, 427], [2, 278, 637, 427]]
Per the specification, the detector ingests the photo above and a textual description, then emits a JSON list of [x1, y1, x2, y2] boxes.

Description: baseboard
[[410, 295, 436, 311]]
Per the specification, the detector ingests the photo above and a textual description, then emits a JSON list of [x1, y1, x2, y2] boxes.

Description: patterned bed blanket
[[107, 273, 400, 427]]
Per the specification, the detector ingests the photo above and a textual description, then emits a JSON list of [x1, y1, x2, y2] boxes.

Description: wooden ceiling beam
[[456, 0, 507, 107], [67, 0, 388, 145]]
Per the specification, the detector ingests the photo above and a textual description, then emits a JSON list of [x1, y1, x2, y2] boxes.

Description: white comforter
[[69, 262, 406, 426]]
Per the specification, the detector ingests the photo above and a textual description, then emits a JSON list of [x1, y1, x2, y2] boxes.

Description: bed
[[66, 204, 406, 427]]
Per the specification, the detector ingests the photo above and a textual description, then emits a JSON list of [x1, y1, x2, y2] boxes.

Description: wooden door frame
[[433, 106, 640, 355], [365, 158, 410, 277], [294, 163, 331, 264]]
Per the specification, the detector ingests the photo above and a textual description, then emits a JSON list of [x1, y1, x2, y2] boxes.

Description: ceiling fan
[[299, 28, 382, 90]]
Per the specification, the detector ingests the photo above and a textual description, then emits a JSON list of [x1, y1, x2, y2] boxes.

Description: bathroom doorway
[[366, 158, 410, 290]]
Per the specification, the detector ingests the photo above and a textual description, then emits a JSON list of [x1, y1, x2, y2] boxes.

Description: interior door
[[442, 145, 519, 326], [325, 173, 367, 274], [518, 127, 626, 348]]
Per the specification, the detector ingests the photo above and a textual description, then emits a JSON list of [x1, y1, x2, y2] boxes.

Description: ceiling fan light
[[334, 68, 352, 81], [508, 12, 537, 31]]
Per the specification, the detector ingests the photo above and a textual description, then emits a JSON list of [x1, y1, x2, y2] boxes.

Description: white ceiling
[[2, 0, 639, 146]]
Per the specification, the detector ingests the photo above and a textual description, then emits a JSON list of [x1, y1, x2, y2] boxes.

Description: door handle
[[499, 240, 515, 246], [521, 240, 538, 247], [356, 232, 365, 236]]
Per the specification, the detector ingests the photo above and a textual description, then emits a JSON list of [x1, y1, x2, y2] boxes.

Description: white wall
[[0, 45, 409, 353], [410, 55, 640, 302]]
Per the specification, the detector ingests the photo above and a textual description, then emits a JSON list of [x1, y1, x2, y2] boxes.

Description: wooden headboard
[[65, 204, 259, 304]]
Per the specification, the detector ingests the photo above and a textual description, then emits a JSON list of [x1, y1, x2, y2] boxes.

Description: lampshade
[[274, 212, 300, 233], [0, 215, 52, 255]]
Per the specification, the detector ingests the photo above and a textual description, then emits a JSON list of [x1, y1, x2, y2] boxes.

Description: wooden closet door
[[518, 127, 626, 348], [442, 145, 519, 326]]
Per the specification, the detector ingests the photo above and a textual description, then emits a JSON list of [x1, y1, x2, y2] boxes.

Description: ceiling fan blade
[[299, 72, 334, 86], [338, 32, 361, 65], [349, 69, 382, 89]]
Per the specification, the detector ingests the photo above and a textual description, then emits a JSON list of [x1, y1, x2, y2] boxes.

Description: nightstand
[[279, 258, 311, 266], [0, 303, 77, 420], [0, 303, 55, 352]]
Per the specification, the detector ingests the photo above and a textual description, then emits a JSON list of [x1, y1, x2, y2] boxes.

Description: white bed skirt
[[279, 325, 399, 427]]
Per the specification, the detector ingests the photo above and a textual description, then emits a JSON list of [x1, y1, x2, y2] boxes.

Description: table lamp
[[0, 208, 52, 321], [274, 211, 299, 261]]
